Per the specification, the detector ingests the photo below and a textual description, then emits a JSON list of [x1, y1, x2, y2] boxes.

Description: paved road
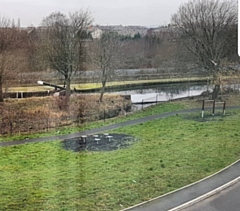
[[182, 181, 240, 211], [122, 162, 240, 211]]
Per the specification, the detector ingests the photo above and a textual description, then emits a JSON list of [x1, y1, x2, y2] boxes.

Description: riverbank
[[6, 77, 210, 93], [7, 74, 240, 93], [74, 77, 210, 93]]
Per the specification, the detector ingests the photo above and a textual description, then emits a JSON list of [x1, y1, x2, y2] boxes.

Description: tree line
[[0, 0, 238, 103]]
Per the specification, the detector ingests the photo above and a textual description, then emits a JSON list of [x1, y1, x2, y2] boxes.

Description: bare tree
[[0, 17, 23, 102], [172, 0, 238, 99], [40, 10, 92, 102], [89, 31, 125, 102]]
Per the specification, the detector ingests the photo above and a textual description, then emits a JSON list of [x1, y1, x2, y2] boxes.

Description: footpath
[[121, 160, 240, 211], [1, 106, 240, 147], [0, 108, 202, 147], [0, 106, 240, 211]]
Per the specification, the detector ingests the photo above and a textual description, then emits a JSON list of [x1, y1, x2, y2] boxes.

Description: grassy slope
[[0, 108, 240, 210], [0, 102, 185, 142], [7, 77, 209, 92], [1, 93, 239, 142]]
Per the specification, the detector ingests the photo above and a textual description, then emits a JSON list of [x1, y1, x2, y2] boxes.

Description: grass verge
[[0, 109, 239, 210]]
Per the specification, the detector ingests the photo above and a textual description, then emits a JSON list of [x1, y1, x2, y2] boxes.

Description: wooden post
[[202, 100, 205, 118], [46, 118, 49, 132], [9, 121, 12, 136], [207, 78, 209, 92], [223, 101, 226, 115], [212, 100, 215, 116]]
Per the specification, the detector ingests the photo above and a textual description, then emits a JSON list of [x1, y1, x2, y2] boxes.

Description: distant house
[[88, 26, 103, 39], [147, 26, 169, 36], [99, 25, 148, 38]]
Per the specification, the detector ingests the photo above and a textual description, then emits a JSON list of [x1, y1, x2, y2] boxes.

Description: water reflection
[[110, 82, 212, 103]]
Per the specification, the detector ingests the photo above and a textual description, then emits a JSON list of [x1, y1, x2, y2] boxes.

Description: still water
[[111, 82, 212, 103]]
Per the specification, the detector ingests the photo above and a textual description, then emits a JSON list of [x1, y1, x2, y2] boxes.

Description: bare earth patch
[[62, 133, 138, 152]]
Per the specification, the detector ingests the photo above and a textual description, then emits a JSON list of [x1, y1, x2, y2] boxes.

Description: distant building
[[147, 26, 169, 36], [88, 26, 103, 39], [98, 25, 148, 37]]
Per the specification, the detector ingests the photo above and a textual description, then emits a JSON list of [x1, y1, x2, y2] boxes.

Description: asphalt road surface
[[182, 181, 240, 211]]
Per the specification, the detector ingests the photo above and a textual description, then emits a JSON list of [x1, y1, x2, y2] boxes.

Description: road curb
[[121, 159, 240, 211]]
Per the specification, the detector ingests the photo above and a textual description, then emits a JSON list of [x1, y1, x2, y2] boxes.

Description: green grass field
[[0, 105, 240, 210]]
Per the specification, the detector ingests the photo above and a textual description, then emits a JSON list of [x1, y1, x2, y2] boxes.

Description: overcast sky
[[0, 0, 186, 27]]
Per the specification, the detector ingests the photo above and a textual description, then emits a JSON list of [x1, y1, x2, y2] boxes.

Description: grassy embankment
[[1, 91, 239, 143], [0, 99, 240, 210], [7, 77, 209, 92], [6, 74, 239, 92], [0, 101, 185, 142]]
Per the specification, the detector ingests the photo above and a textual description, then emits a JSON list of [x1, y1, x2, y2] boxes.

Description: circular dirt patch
[[62, 133, 138, 152]]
